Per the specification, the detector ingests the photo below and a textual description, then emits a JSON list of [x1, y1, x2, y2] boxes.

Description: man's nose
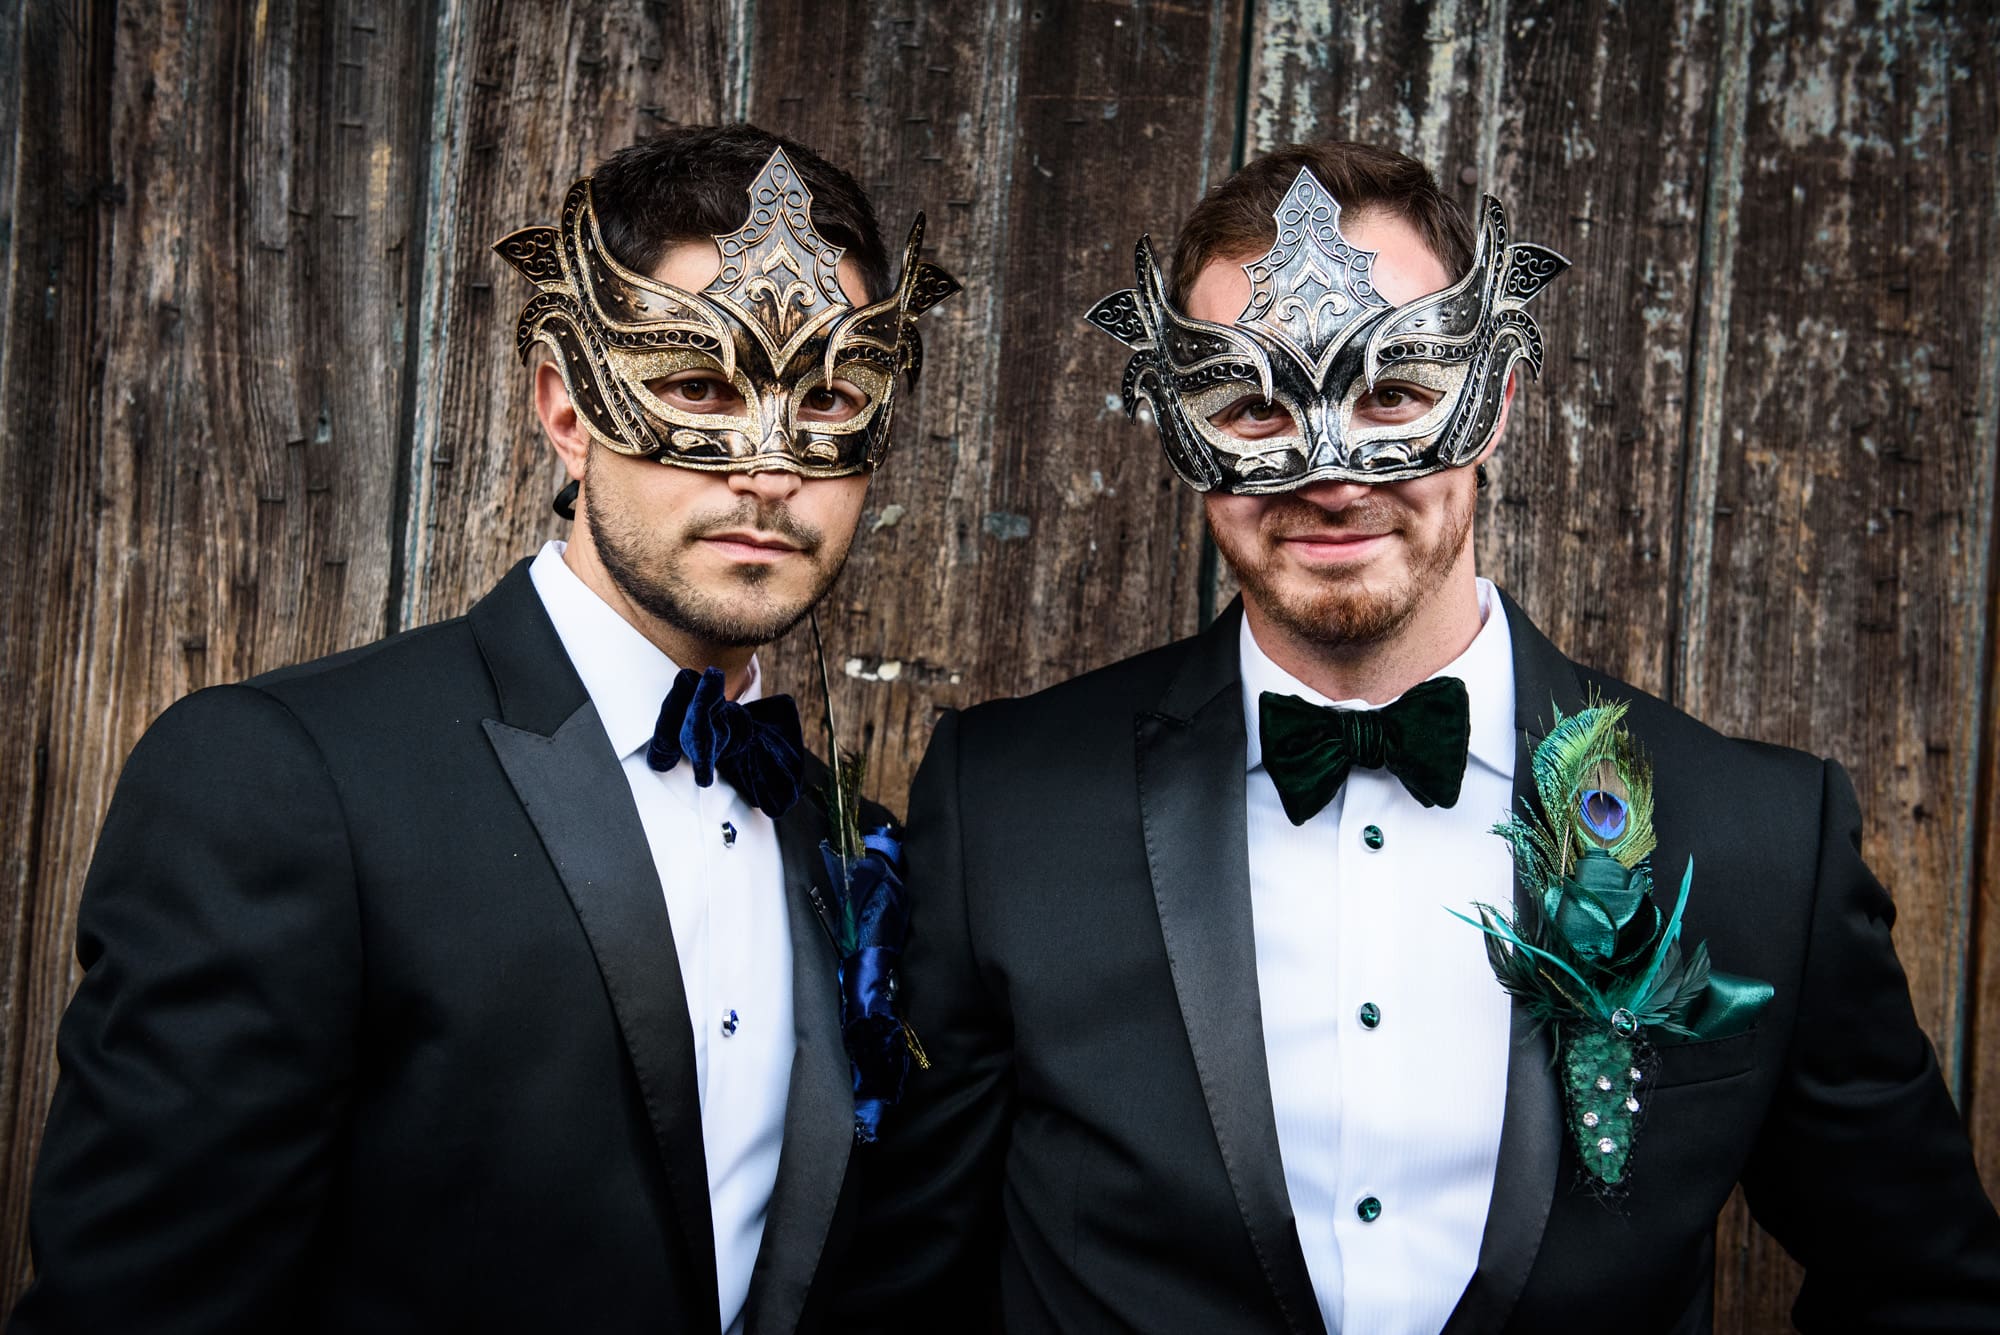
[[726, 464, 804, 504], [1293, 478, 1375, 511]]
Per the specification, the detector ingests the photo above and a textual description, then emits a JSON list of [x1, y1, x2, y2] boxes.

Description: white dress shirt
[[1241, 577, 1518, 1335], [531, 541, 794, 1335]]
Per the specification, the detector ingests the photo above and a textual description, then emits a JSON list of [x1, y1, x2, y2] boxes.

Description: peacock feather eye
[[1579, 788, 1628, 841]]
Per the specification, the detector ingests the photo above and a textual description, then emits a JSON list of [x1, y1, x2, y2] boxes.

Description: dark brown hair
[[590, 123, 892, 301], [1168, 141, 1475, 303]]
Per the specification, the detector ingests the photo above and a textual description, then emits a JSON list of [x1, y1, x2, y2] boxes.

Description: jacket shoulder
[[954, 631, 1204, 743], [1568, 660, 1826, 788]]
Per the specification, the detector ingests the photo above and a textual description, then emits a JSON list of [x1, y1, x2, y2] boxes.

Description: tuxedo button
[[1355, 1195, 1382, 1223], [1362, 824, 1385, 850], [721, 821, 738, 848], [721, 1008, 739, 1036], [1357, 1002, 1381, 1029]]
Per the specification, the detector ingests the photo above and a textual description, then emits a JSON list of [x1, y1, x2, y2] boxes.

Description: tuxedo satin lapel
[[1137, 603, 1324, 1335], [472, 570, 721, 1334], [744, 788, 852, 1335], [1441, 591, 1583, 1335]]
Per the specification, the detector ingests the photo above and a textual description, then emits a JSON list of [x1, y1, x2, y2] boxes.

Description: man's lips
[[699, 530, 805, 561], [1277, 529, 1393, 559]]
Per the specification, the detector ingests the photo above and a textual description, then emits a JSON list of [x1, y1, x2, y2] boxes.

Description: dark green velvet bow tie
[[1258, 677, 1472, 825]]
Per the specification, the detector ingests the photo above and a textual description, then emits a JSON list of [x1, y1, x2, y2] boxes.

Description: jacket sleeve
[[1740, 759, 2000, 1332], [831, 709, 1013, 1330], [11, 685, 363, 1334]]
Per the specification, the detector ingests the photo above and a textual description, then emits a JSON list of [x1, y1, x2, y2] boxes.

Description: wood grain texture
[[745, 0, 1032, 801], [1676, 0, 1997, 1061], [395, 0, 751, 635], [1668, 2, 2000, 1329], [0, 0, 432, 1302], [751, 0, 1242, 803]]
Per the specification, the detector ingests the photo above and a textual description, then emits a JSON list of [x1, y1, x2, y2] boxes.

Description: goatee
[[1211, 486, 1473, 650]]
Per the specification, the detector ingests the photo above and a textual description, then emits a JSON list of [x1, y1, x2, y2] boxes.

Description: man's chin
[[1255, 568, 1418, 648], [665, 594, 813, 649]]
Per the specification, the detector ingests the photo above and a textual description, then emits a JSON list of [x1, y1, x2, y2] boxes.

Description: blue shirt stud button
[[1356, 1195, 1382, 1223], [1362, 824, 1385, 850], [721, 821, 737, 848], [721, 1008, 739, 1036], [1358, 1002, 1381, 1030]]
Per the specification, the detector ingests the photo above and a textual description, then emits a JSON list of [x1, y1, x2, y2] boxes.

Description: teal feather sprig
[[1451, 698, 1713, 1190]]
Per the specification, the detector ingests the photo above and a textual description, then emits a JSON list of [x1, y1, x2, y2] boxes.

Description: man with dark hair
[[848, 140, 2000, 1332], [14, 124, 955, 1335]]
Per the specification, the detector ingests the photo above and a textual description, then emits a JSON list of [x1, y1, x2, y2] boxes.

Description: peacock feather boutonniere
[[805, 615, 929, 1144], [1451, 699, 1771, 1191]]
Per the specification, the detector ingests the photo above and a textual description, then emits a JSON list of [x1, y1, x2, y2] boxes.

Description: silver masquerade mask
[[495, 147, 960, 478], [1085, 168, 1567, 493]]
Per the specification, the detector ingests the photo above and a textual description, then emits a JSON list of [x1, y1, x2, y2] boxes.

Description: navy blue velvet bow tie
[[646, 666, 806, 819]]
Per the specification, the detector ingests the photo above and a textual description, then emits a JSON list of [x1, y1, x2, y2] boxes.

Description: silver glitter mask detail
[[494, 147, 960, 476], [1085, 169, 1568, 493]]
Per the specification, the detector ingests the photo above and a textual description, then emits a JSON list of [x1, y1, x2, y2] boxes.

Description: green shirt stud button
[[1356, 1195, 1382, 1223], [1362, 824, 1385, 850], [1358, 1002, 1381, 1029]]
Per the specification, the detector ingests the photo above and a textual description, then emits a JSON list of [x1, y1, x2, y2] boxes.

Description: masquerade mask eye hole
[[1207, 394, 1298, 441], [798, 379, 871, 424], [650, 371, 747, 416], [1354, 380, 1440, 426]]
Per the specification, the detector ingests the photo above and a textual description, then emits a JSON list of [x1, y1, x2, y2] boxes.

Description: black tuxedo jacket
[[849, 593, 2000, 1333], [14, 562, 870, 1335]]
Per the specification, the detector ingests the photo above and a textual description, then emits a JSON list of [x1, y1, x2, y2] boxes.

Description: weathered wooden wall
[[1, 1, 1995, 1328]]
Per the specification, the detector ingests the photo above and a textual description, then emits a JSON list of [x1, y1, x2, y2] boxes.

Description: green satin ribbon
[[1683, 969, 1773, 1040], [1555, 851, 1772, 1041], [1258, 677, 1472, 825]]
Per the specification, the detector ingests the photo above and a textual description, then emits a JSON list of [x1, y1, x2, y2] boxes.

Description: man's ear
[[1476, 368, 1520, 465], [535, 359, 590, 483]]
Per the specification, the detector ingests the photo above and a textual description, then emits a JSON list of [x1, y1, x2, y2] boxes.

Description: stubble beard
[[1213, 485, 1475, 651], [586, 457, 848, 650]]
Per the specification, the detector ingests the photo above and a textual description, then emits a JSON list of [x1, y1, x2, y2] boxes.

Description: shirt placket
[[1333, 768, 1404, 1327]]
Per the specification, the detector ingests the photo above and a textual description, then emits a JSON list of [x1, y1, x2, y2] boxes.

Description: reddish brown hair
[[1168, 141, 1475, 303]]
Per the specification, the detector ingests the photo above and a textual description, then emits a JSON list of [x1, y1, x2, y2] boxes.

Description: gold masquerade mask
[[496, 148, 959, 479]]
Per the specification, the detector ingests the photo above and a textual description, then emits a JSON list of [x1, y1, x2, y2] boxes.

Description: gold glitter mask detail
[[494, 147, 960, 477]]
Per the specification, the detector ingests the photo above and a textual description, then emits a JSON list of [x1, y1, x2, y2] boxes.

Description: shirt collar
[[528, 540, 763, 759], [1239, 576, 1516, 779]]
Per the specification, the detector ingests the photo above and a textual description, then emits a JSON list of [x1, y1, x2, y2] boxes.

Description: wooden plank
[[1973, 497, 2000, 1196], [746, 0, 1243, 806], [1681, 3, 2000, 1329], [1680, 0, 1997, 1078], [1942, 0, 2000, 1214], [0, 0, 431, 1305], [0, 2, 20, 352], [394, 0, 748, 632], [744, 0, 1030, 804], [0, 3, 109, 1301]]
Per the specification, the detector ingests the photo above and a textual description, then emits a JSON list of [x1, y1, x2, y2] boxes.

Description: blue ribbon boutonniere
[[801, 613, 928, 1144], [1452, 699, 1773, 1193], [816, 825, 928, 1142]]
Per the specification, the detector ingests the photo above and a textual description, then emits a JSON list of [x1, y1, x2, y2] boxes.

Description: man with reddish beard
[[843, 142, 2000, 1333], [15, 125, 954, 1334]]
